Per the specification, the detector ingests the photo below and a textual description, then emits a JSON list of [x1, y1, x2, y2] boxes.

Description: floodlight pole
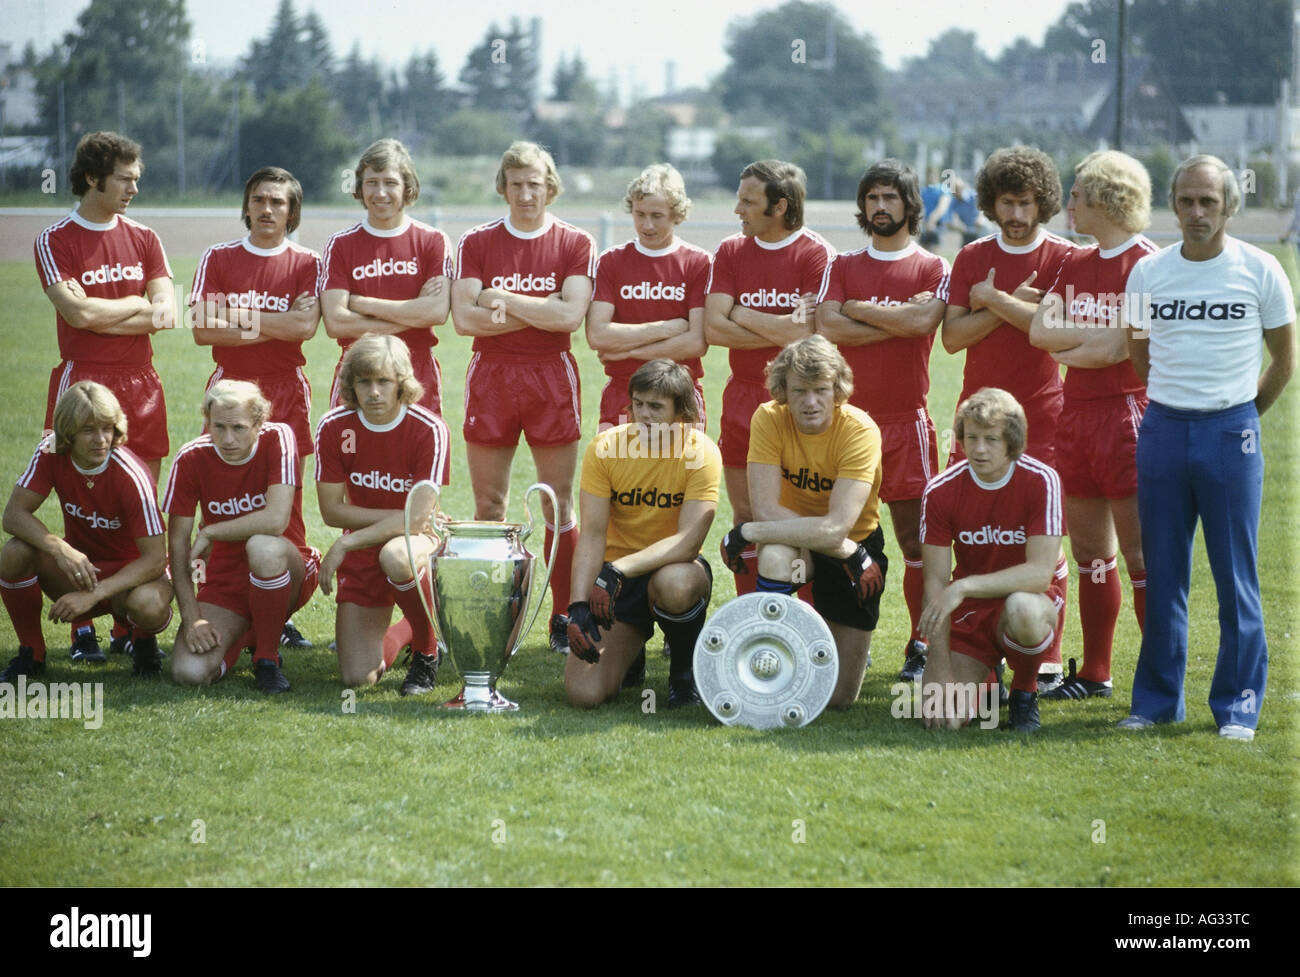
[[1114, 0, 1127, 150]]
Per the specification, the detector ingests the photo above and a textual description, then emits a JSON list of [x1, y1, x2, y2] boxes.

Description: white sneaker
[[1218, 723, 1255, 741], [1116, 715, 1155, 730]]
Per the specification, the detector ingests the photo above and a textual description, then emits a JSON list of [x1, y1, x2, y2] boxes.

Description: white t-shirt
[[1126, 236, 1293, 410]]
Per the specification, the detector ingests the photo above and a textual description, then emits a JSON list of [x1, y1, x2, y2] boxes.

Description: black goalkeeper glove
[[589, 562, 625, 630], [566, 602, 603, 664], [719, 523, 750, 573], [843, 543, 884, 602]]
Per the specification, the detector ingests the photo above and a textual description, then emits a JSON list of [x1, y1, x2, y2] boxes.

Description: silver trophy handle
[[402, 479, 444, 648], [514, 481, 560, 656]]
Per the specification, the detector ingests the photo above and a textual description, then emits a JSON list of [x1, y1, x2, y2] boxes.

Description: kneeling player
[[719, 336, 886, 710], [1, 382, 172, 680], [164, 381, 319, 693], [565, 360, 721, 708], [315, 335, 450, 691], [917, 388, 1067, 731]]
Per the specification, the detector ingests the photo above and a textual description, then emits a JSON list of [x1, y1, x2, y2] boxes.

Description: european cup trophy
[[403, 480, 559, 712]]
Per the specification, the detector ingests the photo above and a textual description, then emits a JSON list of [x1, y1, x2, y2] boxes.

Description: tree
[[901, 29, 998, 86], [332, 43, 386, 140], [552, 53, 599, 104], [392, 50, 450, 145], [458, 19, 539, 124], [243, 0, 311, 98], [240, 82, 352, 200], [716, 1, 885, 138]]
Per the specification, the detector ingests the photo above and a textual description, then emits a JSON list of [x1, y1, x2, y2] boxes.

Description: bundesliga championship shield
[[693, 593, 838, 729], [403, 481, 558, 712]]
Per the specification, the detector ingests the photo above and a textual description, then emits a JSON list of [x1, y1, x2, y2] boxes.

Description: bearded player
[[1028, 151, 1158, 701], [586, 163, 710, 431], [451, 141, 596, 655], [1, 383, 172, 681], [918, 389, 1068, 732], [321, 139, 452, 469], [719, 336, 885, 711], [706, 160, 835, 596], [565, 360, 721, 709], [816, 159, 947, 683], [315, 335, 450, 693], [164, 381, 319, 694], [34, 131, 176, 660]]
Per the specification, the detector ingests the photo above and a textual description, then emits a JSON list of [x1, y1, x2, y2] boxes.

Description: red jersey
[[1044, 234, 1158, 402], [314, 404, 450, 502], [707, 229, 835, 379], [17, 438, 163, 563], [592, 238, 711, 381], [34, 211, 173, 367], [162, 422, 309, 563], [817, 241, 948, 416], [455, 215, 597, 355], [940, 230, 1074, 406], [320, 217, 453, 353], [920, 455, 1064, 582], [190, 236, 322, 375]]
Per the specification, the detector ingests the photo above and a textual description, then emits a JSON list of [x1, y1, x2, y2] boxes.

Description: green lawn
[[0, 249, 1295, 886]]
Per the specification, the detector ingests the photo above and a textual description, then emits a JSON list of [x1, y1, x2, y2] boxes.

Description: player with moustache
[[565, 360, 722, 708], [705, 161, 835, 596], [1118, 156, 1295, 740], [190, 166, 322, 459], [35, 131, 176, 661], [0, 383, 172, 681], [1027, 151, 1158, 701], [164, 381, 319, 694], [939, 146, 1074, 470], [314, 335, 451, 693], [586, 163, 710, 431], [917, 388, 1068, 732], [451, 141, 596, 655], [321, 139, 453, 470], [719, 337, 886, 711], [815, 159, 948, 683]]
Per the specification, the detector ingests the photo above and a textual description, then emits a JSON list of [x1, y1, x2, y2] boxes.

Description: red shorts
[[335, 544, 395, 608], [1055, 394, 1145, 499], [330, 346, 444, 418], [46, 361, 168, 464], [598, 374, 706, 431], [195, 543, 320, 619], [719, 376, 769, 468], [40, 556, 134, 618], [949, 562, 1067, 675], [876, 409, 938, 503], [463, 351, 581, 447], [948, 386, 1063, 469], [206, 366, 313, 456]]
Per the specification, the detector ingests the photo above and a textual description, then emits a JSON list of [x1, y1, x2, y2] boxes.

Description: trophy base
[[443, 684, 519, 713]]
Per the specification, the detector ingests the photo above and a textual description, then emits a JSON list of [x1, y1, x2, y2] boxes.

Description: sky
[[7, 0, 1077, 101]]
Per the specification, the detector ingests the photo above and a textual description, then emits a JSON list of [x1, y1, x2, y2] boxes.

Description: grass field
[[0, 232, 1296, 887]]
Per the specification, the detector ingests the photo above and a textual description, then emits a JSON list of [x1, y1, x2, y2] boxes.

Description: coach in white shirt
[[1121, 155, 1295, 740]]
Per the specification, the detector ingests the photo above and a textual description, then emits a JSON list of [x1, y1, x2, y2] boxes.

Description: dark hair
[[627, 359, 700, 423], [242, 166, 303, 233], [70, 131, 142, 197], [976, 146, 1062, 224], [740, 159, 806, 230], [855, 159, 923, 236]]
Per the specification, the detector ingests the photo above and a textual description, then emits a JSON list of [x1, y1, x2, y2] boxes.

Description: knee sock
[[545, 521, 577, 618], [654, 596, 709, 679], [1077, 558, 1120, 682], [249, 571, 293, 663], [1, 575, 46, 658]]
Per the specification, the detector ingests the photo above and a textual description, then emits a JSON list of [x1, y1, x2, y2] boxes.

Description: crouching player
[[315, 335, 450, 692], [164, 380, 319, 693], [719, 336, 886, 710], [565, 360, 721, 708], [1, 382, 172, 680], [918, 388, 1068, 731]]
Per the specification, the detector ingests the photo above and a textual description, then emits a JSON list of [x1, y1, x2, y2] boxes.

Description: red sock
[[733, 547, 758, 596], [111, 617, 130, 640], [1077, 559, 1120, 682], [248, 571, 293, 662], [903, 558, 925, 639], [70, 618, 94, 643], [1, 575, 46, 659], [222, 629, 253, 676], [1129, 569, 1146, 631], [388, 573, 435, 656], [546, 522, 577, 618], [382, 617, 413, 669]]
